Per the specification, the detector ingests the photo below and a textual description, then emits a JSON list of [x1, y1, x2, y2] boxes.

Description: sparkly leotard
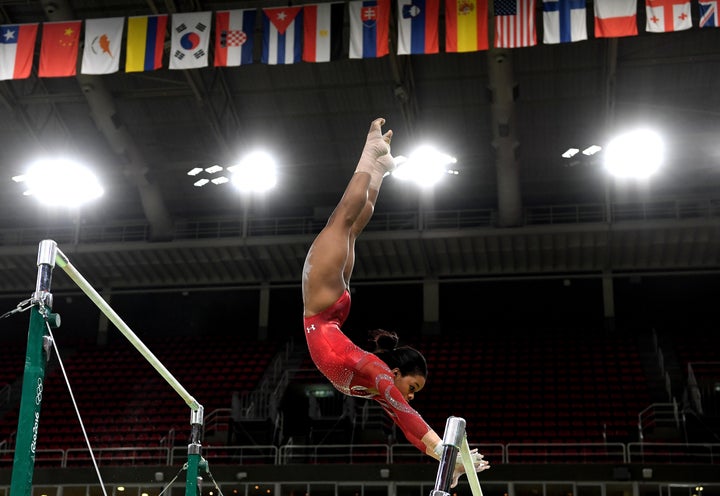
[[303, 290, 431, 453]]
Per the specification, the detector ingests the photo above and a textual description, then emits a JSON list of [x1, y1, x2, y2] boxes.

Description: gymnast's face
[[392, 369, 426, 402]]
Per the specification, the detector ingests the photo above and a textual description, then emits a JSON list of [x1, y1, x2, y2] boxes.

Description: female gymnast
[[302, 118, 489, 485]]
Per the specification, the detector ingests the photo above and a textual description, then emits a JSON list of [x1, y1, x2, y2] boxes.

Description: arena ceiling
[[0, 0, 719, 295]]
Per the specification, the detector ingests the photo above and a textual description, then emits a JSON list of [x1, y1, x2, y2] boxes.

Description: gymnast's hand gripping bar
[[431, 416, 465, 496], [53, 244, 202, 413]]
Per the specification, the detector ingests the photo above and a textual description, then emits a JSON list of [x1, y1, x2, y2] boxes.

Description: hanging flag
[[81, 17, 124, 75], [542, 0, 587, 44], [445, 0, 489, 53], [494, 0, 537, 48], [215, 9, 256, 67], [126, 14, 168, 73], [397, 0, 439, 55], [262, 6, 303, 65], [0, 23, 38, 80], [699, 0, 718, 27], [349, 0, 391, 58], [303, 3, 344, 62], [38, 20, 82, 77], [594, 0, 638, 37], [645, 0, 692, 32], [169, 12, 211, 69]]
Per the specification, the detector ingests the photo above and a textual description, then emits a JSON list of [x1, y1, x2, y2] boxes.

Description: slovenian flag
[[215, 9, 256, 66], [445, 0, 488, 52], [397, 0, 439, 55], [125, 14, 168, 72], [262, 6, 303, 65], [0, 23, 38, 80]]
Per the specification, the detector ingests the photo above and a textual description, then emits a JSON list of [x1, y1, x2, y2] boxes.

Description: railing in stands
[[1, 197, 719, 246], [1, 442, 719, 469]]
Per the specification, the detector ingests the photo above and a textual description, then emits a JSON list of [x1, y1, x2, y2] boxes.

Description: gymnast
[[302, 118, 489, 485]]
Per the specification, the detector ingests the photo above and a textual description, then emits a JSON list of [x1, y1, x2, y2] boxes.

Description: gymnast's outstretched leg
[[302, 118, 395, 316]]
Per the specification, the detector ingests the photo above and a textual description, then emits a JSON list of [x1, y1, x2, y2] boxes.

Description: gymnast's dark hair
[[368, 329, 428, 378]]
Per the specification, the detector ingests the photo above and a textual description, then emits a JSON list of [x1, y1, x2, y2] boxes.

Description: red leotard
[[303, 290, 431, 453]]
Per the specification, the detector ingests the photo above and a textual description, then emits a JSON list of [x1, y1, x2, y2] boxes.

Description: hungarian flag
[[0, 23, 38, 80], [594, 0, 638, 37], [445, 0, 489, 53], [303, 3, 344, 62], [645, 0, 692, 32], [38, 20, 81, 77], [215, 9, 256, 67], [81, 17, 124, 75]]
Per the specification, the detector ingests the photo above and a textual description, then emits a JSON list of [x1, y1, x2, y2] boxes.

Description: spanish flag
[[125, 14, 167, 72], [445, 0, 488, 53]]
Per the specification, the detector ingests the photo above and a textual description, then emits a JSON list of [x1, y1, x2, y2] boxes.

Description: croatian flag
[[262, 6, 303, 64], [0, 23, 38, 80], [645, 0, 692, 32], [349, 0, 390, 59], [699, 1, 718, 28], [396, 0, 439, 55], [214, 9, 256, 67], [542, 0, 587, 44]]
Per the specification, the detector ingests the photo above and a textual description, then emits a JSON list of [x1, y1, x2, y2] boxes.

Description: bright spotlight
[[228, 151, 277, 193], [16, 158, 104, 207], [604, 129, 664, 179], [392, 145, 457, 187]]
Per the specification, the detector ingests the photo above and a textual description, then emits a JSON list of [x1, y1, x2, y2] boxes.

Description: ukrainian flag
[[126, 15, 167, 72]]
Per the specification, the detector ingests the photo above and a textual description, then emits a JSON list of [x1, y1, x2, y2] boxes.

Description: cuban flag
[[349, 0, 390, 59], [699, 1, 718, 28], [262, 6, 303, 65], [542, 0, 587, 44], [215, 9, 256, 67], [0, 23, 38, 80], [397, 0, 439, 55]]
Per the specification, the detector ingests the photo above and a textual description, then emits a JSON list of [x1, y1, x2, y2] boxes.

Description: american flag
[[494, 0, 537, 48]]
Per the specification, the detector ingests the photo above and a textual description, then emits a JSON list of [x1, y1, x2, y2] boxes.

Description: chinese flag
[[39, 20, 82, 77]]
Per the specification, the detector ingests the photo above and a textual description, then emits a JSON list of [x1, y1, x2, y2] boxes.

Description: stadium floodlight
[[13, 158, 104, 207], [228, 151, 277, 193], [604, 129, 664, 179], [391, 145, 457, 188], [582, 145, 602, 156], [562, 148, 580, 158]]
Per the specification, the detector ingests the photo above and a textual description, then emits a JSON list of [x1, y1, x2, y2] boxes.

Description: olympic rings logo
[[35, 377, 43, 405]]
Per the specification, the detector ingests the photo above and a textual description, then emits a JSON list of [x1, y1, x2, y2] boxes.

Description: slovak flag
[[645, 0, 691, 32], [396, 0, 439, 55], [0, 23, 38, 80], [262, 6, 303, 65], [542, 0, 587, 44], [215, 9, 256, 66], [699, 0, 718, 28], [349, 0, 390, 59]]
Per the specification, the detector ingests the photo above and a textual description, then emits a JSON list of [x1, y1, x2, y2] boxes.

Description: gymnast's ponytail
[[369, 329, 428, 378]]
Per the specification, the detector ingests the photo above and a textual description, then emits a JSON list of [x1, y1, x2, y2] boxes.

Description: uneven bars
[[54, 247, 201, 412]]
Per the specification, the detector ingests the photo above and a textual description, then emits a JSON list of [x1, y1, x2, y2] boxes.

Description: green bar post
[[9, 305, 52, 496], [185, 406, 204, 496]]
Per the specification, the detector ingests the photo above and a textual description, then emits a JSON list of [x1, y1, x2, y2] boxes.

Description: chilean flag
[[349, 0, 390, 59], [397, 0, 439, 55], [0, 23, 38, 80]]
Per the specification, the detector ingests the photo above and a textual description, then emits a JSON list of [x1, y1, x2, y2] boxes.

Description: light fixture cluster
[[561, 128, 665, 179], [187, 164, 230, 187]]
